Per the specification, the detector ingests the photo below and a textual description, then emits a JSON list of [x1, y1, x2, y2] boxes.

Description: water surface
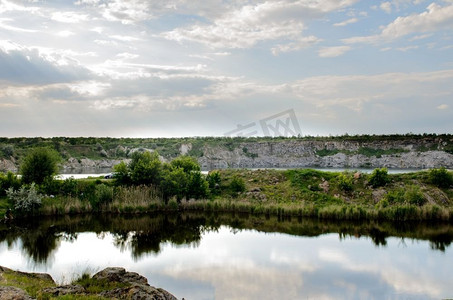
[[1, 213, 452, 300]]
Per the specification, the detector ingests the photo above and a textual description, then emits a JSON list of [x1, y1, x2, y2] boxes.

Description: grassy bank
[[2, 168, 452, 221]]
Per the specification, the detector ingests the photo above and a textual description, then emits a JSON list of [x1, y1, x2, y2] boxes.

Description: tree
[[187, 171, 209, 199], [129, 151, 162, 185], [170, 156, 200, 172], [20, 148, 60, 185], [161, 167, 188, 202]]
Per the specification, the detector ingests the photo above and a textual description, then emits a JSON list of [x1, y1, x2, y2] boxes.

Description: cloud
[[51, 11, 89, 23], [161, 0, 357, 51], [333, 17, 358, 27], [437, 104, 448, 110], [318, 46, 352, 57], [0, 18, 37, 32], [271, 36, 322, 55], [344, 3, 453, 44], [0, 41, 92, 84], [380, 2, 393, 13]]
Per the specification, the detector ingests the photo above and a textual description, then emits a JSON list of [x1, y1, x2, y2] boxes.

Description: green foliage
[[337, 173, 353, 191], [129, 151, 162, 185], [384, 189, 405, 204], [20, 148, 61, 185], [170, 155, 200, 172], [404, 185, 426, 206], [0, 171, 21, 196], [368, 168, 390, 188], [207, 170, 221, 195], [161, 167, 188, 201], [315, 149, 341, 157], [113, 161, 130, 185], [229, 176, 246, 196], [428, 167, 453, 188], [187, 171, 209, 199], [92, 184, 113, 210], [6, 183, 42, 215], [1, 144, 14, 158]]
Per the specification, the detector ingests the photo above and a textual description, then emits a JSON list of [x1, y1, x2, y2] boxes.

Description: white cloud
[[0, 18, 37, 32], [334, 17, 358, 27], [162, 0, 357, 51], [380, 2, 393, 13], [397, 45, 419, 51], [437, 104, 448, 109], [51, 11, 89, 23], [344, 3, 453, 44], [57, 31, 75, 37], [318, 46, 352, 57], [271, 36, 321, 55]]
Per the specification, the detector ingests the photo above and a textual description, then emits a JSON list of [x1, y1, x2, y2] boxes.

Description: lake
[[1, 213, 452, 300]]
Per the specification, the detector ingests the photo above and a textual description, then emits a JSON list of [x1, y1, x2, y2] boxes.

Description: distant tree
[[170, 155, 200, 172], [20, 148, 60, 185]]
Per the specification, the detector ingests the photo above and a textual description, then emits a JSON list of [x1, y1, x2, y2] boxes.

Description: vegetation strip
[[1, 147, 452, 221]]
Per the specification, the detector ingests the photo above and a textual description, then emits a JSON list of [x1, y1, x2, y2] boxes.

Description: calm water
[[1, 213, 452, 300]]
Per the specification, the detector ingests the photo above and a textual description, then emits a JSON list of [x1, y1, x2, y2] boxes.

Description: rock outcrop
[[1, 137, 452, 173], [0, 266, 177, 300]]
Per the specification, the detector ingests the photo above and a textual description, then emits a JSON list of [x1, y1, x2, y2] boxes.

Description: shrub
[[0, 171, 21, 196], [368, 168, 390, 188], [92, 184, 113, 210], [187, 171, 209, 199], [207, 170, 221, 195], [229, 176, 246, 196], [428, 167, 453, 188], [6, 183, 42, 215], [404, 185, 426, 206], [20, 148, 61, 185], [337, 173, 353, 191]]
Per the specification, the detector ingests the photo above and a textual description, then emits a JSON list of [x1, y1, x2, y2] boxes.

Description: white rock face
[[198, 140, 453, 170]]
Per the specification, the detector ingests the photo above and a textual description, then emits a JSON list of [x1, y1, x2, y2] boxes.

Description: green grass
[[0, 268, 56, 298]]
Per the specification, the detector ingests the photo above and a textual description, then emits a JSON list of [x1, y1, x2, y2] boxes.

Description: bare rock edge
[[0, 266, 177, 300]]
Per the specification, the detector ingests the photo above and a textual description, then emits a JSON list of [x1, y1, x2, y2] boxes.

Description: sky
[[0, 0, 452, 138]]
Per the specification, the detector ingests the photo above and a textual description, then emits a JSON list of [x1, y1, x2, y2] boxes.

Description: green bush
[[0, 171, 21, 196], [92, 184, 113, 210], [187, 171, 209, 199], [207, 170, 221, 195], [428, 167, 453, 188], [368, 168, 390, 188], [6, 183, 42, 215], [229, 176, 246, 196], [404, 185, 426, 206], [20, 148, 61, 185], [337, 173, 353, 191]]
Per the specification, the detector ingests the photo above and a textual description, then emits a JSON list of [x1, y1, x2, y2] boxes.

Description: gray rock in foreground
[[94, 267, 177, 300], [0, 266, 178, 300], [0, 286, 33, 300]]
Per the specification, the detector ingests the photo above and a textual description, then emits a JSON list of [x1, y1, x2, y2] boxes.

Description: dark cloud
[[0, 47, 92, 85]]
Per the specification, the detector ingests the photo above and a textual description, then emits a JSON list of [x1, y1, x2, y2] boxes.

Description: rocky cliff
[[198, 139, 453, 169], [1, 136, 452, 172]]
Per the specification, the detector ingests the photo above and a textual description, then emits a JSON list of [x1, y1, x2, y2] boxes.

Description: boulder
[[0, 286, 33, 300]]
